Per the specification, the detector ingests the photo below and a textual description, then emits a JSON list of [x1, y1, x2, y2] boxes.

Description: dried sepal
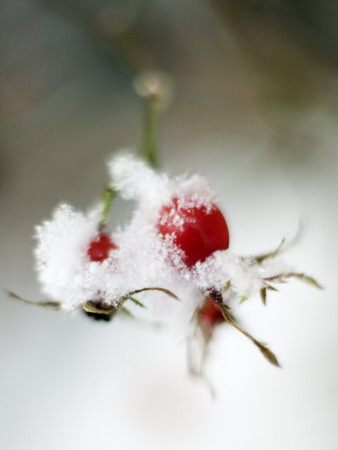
[[291, 274, 322, 289], [6, 290, 61, 310], [255, 341, 280, 367], [118, 287, 179, 307], [128, 297, 146, 308], [267, 285, 279, 292], [254, 238, 286, 263], [264, 272, 322, 289], [210, 292, 280, 367], [83, 287, 177, 320], [116, 286, 179, 311], [223, 280, 231, 292], [260, 285, 279, 306], [253, 224, 303, 264], [82, 301, 116, 316], [260, 288, 267, 305], [120, 307, 134, 317]]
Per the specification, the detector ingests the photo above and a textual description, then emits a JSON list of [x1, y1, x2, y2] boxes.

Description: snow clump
[[34, 152, 291, 334]]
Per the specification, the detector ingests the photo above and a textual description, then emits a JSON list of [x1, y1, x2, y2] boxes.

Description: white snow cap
[[108, 152, 215, 212], [35, 152, 292, 334], [35, 204, 102, 310]]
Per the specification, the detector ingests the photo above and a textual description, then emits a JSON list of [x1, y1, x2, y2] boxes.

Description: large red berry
[[157, 197, 229, 268], [198, 297, 224, 333], [87, 233, 116, 262]]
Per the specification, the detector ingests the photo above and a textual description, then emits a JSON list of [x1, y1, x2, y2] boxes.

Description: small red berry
[[198, 297, 224, 333], [157, 197, 229, 268], [87, 233, 117, 262]]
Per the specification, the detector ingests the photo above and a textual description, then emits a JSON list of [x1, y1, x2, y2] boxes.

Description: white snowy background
[[1, 1, 337, 449]]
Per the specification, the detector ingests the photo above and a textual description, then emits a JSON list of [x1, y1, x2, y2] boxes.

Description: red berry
[[87, 233, 117, 262], [198, 297, 224, 333], [157, 197, 229, 268]]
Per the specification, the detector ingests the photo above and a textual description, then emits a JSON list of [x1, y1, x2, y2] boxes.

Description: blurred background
[[1, 1, 338, 449]]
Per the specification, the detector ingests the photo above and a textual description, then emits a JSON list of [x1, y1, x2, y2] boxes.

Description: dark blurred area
[[1, 0, 338, 125], [212, 0, 338, 108], [213, 0, 338, 67]]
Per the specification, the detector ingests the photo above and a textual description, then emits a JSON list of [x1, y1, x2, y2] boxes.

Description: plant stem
[[118, 286, 178, 308], [99, 186, 115, 230], [135, 70, 174, 168], [141, 93, 161, 168]]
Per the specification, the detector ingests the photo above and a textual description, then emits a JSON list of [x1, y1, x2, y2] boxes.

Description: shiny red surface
[[87, 233, 116, 262], [157, 198, 229, 267]]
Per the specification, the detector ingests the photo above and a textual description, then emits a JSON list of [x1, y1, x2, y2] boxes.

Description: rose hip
[[157, 197, 229, 268], [198, 297, 225, 333], [87, 233, 116, 262]]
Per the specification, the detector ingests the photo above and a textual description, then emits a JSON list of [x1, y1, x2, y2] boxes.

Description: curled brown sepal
[[264, 272, 322, 289], [83, 299, 138, 322], [6, 290, 61, 310], [253, 225, 303, 264], [254, 238, 286, 263], [208, 290, 280, 367], [117, 286, 179, 308], [83, 287, 178, 321], [260, 285, 279, 306]]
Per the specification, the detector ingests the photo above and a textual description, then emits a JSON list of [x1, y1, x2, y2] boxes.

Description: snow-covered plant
[[8, 71, 321, 378]]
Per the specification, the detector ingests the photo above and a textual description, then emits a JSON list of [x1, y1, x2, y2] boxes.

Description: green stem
[[141, 94, 161, 168], [99, 186, 115, 230]]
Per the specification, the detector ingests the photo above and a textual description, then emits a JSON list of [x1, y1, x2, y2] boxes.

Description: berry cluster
[[10, 153, 320, 375]]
